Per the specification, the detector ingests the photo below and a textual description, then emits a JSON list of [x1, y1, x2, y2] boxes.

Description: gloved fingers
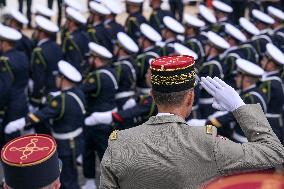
[[212, 100, 226, 111], [207, 76, 223, 90], [213, 77, 228, 88], [201, 77, 216, 96]]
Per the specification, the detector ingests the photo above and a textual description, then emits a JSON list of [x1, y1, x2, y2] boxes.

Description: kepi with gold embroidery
[[1, 134, 61, 189], [150, 55, 196, 93]]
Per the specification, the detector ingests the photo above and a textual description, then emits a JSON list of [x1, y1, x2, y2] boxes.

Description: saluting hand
[[200, 76, 245, 112]]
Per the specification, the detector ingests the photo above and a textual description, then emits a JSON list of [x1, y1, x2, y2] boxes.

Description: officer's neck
[[2, 44, 14, 53], [157, 106, 188, 119], [61, 83, 75, 91]]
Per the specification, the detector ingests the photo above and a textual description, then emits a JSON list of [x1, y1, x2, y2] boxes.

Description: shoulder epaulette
[[110, 130, 118, 141], [206, 125, 213, 135]]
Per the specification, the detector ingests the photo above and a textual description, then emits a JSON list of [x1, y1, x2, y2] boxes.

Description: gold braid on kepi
[[1, 134, 61, 189], [150, 55, 196, 93]]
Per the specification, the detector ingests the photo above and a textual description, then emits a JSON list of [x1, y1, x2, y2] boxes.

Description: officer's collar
[[242, 84, 256, 93], [147, 114, 186, 125], [104, 18, 113, 25], [143, 45, 155, 52], [37, 38, 49, 46], [264, 70, 280, 78], [273, 25, 284, 32], [165, 38, 175, 44], [93, 21, 103, 27], [95, 64, 111, 71], [2, 48, 17, 55], [117, 55, 131, 61], [218, 17, 228, 22]]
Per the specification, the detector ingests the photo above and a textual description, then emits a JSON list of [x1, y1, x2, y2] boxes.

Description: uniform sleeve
[[214, 104, 284, 175], [30, 48, 47, 103], [80, 73, 99, 94], [26, 95, 63, 124], [207, 112, 234, 128], [112, 96, 155, 129], [100, 144, 119, 189]]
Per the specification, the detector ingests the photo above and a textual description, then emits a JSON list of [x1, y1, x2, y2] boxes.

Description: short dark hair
[[152, 89, 192, 107]]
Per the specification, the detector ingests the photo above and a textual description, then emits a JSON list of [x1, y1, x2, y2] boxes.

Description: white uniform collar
[[37, 38, 49, 46], [242, 84, 256, 93], [156, 113, 174, 116], [263, 70, 280, 78]]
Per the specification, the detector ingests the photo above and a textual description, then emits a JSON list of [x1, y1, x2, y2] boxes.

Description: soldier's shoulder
[[109, 123, 149, 143], [185, 125, 218, 142]]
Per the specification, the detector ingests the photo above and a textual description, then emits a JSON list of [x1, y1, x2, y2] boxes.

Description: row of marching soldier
[[0, 0, 284, 188]]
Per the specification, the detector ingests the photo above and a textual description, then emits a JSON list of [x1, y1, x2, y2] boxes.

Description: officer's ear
[[52, 178, 61, 189], [186, 89, 194, 107]]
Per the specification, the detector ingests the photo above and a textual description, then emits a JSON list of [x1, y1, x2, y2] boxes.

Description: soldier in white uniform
[[100, 55, 284, 189]]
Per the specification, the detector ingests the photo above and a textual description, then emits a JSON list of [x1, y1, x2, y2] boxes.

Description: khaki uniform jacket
[[100, 104, 284, 189]]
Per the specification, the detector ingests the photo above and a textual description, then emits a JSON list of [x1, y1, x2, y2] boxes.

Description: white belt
[[232, 131, 248, 143], [266, 113, 282, 118], [52, 127, 83, 140], [199, 98, 214, 104], [115, 91, 135, 99]]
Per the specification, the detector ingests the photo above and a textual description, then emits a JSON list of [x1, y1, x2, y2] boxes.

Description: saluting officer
[[5, 60, 86, 189], [103, 0, 125, 52], [30, 16, 63, 108], [5, 9, 33, 61], [81, 42, 118, 189], [199, 31, 230, 118], [62, 7, 90, 71], [0, 26, 29, 146], [259, 43, 284, 143], [201, 59, 267, 142], [125, 0, 147, 42], [183, 14, 206, 65], [267, 6, 284, 51], [113, 32, 138, 110], [100, 56, 284, 189], [149, 0, 173, 32], [136, 23, 161, 95], [87, 1, 112, 50], [160, 16, 185, 56]]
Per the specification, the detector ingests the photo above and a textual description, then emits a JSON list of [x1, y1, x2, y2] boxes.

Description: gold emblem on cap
[[10, 138, 49, 160], [206, 125, 213, 135]]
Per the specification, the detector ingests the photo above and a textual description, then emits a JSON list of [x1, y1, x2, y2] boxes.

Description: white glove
[[122, 98, 136, 110], [28, 104, 39, 112], [187, 119, 206, 127], [200, 77, 245, 112], [5, 118, 26, 134], [84, 112, 113, 126]]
